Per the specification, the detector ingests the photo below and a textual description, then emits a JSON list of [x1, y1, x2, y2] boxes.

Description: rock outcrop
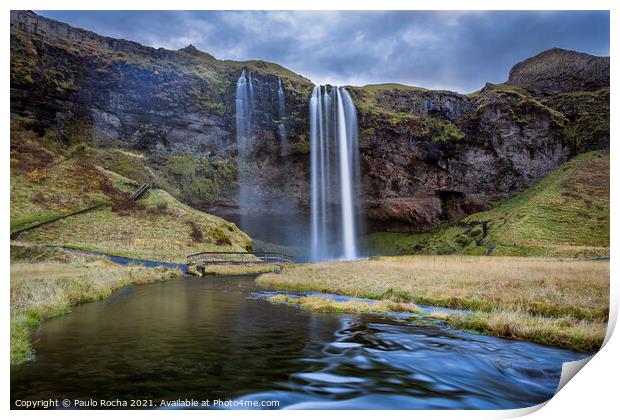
[[506, 47, 610, 95], [10, 11, 610, 234]]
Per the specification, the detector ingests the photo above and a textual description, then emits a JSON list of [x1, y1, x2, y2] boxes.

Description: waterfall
[[235, 70, 254, 226], [236, 69, 252, 157], [276, 78, 287, 153], [310, 85, 360, 261]]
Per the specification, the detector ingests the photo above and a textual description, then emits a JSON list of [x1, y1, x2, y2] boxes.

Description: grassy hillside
[[365, 150, 609, 258], [10, 122, 252, 263]]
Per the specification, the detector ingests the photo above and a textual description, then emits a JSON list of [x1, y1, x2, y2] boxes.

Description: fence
[[187, 251, 294, 265]]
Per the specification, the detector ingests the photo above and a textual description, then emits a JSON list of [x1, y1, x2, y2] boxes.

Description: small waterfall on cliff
[[236, 70, 252, 154], [235, 70, 254, 226], [310, 85, 360, 261], [276, 78, 287, 153]]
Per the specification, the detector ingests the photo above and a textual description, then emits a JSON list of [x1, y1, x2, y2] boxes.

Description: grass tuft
[[267, 294, 420, 314]]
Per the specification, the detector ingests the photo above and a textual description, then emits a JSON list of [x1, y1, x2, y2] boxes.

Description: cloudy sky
[[38, 10, 609, 93]]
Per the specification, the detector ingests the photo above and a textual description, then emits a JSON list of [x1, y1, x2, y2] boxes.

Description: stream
[[10, 275, 586, 409]]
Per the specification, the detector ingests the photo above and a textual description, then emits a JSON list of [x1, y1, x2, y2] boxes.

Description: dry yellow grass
[[257, 255, 609, 351], [258, 256, 609, 320], [268, 294, 420, 314], [445, 311, 607, 352], [202, 264, 283, 276], [11, 249, 181, 365]]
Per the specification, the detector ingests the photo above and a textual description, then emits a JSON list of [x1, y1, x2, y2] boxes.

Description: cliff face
[[10, 10, 314, 215], [10, 11, 610, 233], [350, 82, 577, 232]]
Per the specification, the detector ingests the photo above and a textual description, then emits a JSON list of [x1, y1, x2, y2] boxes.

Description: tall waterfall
[[235, 70, 254, 225], [310, 85, 361, 261], [236, 69, 252, 156], [276, 78, 287, 153]]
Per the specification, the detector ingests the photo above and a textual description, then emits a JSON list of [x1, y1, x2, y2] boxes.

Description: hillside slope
[[10, 121, 252, 263], [365, 150, 609, 259]]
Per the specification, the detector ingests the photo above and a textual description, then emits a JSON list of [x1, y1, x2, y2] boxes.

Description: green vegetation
[[10, 128, 111, 223], [82, 147, 160, 186], [11, 212, 65, 232], [564, 112, 610, 152], [10, 20, 315, 179], [257, 255, 609, 351], [77, 145, 238, 208], [362, 231, 432, 256], [468, 83, 569, 129], [550, 87, 610, 152], [19, 182, 251, 263], [10, 31, 37, 86], [156, 154, 237, 208], [10, 245, 181, 365], [365, 151, 609, 259], [188, 263, 282, 276], [357, 83, 430, 92], [287, 133, 311, 155], [438, 310, 606, 353], [11, 123, 253, 263], [348, 84, 469, 144], [267, 294, 420, 314], [427, 118, 465, 143], [350, 87, 423, 124]]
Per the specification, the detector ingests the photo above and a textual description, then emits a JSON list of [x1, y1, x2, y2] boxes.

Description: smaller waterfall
[[236, 70, 252, 157], [276, 78, 287, 153], [310, 85, 361, 262], [235, 70, 255, 227]]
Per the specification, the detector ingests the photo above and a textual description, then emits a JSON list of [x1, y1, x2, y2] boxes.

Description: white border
[[2, 1, 617, 419]]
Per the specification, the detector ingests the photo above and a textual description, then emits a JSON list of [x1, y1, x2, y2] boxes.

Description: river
[[11, 275, 585, 409]]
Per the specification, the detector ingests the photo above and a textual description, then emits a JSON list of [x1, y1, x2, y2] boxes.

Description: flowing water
[[11, 276, 585, 410], [276, 78, 287, 153], [235, 70, 254, 229], [310, 86, 361, 262]]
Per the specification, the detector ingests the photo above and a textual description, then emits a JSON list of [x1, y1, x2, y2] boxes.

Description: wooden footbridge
[[187, 251, 294, 265]]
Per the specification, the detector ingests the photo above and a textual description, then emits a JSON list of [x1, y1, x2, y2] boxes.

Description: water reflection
[[11, 276, 585, 409]]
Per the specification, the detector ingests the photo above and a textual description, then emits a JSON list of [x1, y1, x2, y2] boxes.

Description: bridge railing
[[187, 251, 294, 265]]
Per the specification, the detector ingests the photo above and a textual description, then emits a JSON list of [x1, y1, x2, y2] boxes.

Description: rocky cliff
[[506, 47, 609, 95], [10, 11, 610, 234], [10, 10, 314, 218]]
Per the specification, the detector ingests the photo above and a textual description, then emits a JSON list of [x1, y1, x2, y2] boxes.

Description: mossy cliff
[[348, 58, 607, 232], [11, 11, 609, 234], [364, 150, 609, 259], [10, 11, 314, 219]]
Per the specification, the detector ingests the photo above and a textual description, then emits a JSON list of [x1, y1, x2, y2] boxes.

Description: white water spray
[[310, 85, 360, 261], [235, 70, 254, 225], [276, 78, 287, 153]]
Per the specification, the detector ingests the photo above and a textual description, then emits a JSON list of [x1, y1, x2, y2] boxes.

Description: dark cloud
[[37, 10, 609, 93]]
